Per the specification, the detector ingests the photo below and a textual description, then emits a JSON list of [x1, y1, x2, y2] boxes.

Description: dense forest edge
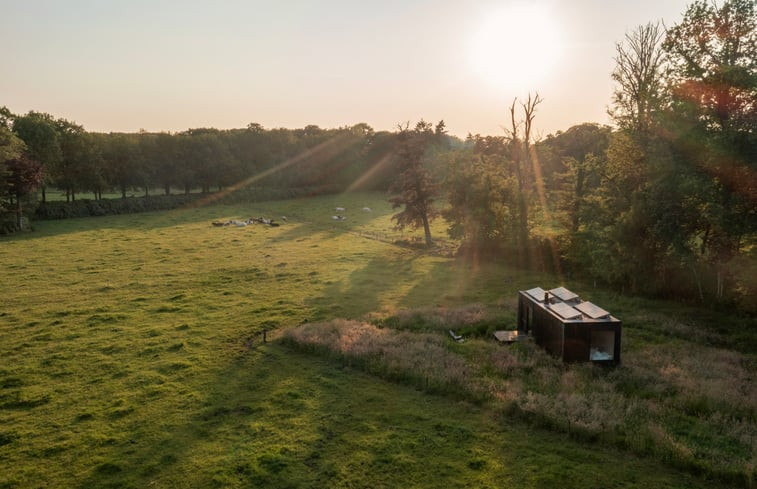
[[1, 0, 755, 313]]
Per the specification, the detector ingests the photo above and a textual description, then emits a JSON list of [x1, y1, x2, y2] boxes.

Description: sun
[[469, 3, 562, 93]]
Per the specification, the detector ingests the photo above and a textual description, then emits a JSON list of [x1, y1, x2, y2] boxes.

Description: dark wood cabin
[[517, 286, 621, 365]]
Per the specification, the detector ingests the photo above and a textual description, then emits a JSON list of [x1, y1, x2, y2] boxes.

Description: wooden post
[[262, 330, 267, 343]]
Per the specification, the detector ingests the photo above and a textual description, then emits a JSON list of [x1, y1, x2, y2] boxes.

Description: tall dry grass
[[284, 320, 479, 398], [285, 313, 756, 487]]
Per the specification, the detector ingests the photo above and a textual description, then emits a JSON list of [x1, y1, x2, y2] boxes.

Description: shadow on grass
[[71, 342, 726, 489], [305, 254, 422, 320], [70, 344, 486, 488]]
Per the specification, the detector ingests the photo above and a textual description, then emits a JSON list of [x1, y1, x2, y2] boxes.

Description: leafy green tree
[[662, 0, 757, 301], [54, 119, 102, 201], [12, 112, 62, 203], [3, 153, 43, 227], [538, 123, 612, 235], [100, 133, 145, 198], [0, 108, 26, 216], [0, 117, 24, 164], [389, 120, 440, 246], [443, 143, 517, 256], [151, 133, 180, 195]]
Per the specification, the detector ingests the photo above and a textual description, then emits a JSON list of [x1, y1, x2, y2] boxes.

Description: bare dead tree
[[610, 22, 667, 133], [504, 93, 543, 265]]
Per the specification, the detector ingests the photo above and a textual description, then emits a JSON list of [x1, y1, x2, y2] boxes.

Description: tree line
[[1, 0, 754, 310]]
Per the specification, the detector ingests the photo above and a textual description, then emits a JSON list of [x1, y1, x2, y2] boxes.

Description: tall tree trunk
[[518, 192, 529, 263], [15, 192, 22, 228], [422, 213, 432, 246]]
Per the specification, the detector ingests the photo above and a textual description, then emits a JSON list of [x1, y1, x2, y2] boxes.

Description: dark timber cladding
[[517, 286, 621, 364]]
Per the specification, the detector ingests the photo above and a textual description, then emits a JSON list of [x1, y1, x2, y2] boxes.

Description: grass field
[[0, 192, 753, 488]]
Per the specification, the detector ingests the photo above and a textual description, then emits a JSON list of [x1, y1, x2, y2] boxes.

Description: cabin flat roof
[[520, 287, 620, 323], [575, 301, 611, 319], [525, 287, 546, 301], [549, 286, 579, 302]]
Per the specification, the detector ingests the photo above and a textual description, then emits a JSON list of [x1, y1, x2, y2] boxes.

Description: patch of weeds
[[154, 306, 181, 313], [100, 344, 124, 355], [0, 378, 23, 389], [258, 452, 288, 474], [95, 462, 123, 475], [86, 314, 121, 325], [175, 324, 190, 331], [75, 412, 95, 422], [41, 444, 67, 457], [166, 342, 184, 352], [0, 395, 50, 410], [157, 362, 191, 373], [433, 422, 474, 442], [108, 406, 135, 419], [160, 453, 178, 465], [0, 432, 17, 446]]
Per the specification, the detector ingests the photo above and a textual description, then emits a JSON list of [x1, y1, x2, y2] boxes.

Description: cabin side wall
[[519, 292, 565, 358]]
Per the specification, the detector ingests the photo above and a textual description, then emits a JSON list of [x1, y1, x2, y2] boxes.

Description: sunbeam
[[345, 153, 394, 193], [187, 132, 357, 209], [530, 146, 563, 279]]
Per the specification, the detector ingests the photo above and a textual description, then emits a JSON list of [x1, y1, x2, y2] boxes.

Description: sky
[[1, 0, 694, 138]]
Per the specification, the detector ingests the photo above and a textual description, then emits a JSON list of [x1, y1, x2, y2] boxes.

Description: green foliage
[[443, 147, 518, 255], [388, 120, 443, 246]]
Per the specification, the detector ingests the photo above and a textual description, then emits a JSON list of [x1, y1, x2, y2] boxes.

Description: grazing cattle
[[362, 207, 372, 212], [332, 215, 345, 221], [335, 207, 345, 212]]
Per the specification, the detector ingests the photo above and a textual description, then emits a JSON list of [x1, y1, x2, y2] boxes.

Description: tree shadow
[[305, 254, 419, 320], [69, 343, 489, 488]]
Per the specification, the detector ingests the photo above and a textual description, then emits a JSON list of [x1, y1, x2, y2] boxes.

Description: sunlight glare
[[469, 3, 562, 92]]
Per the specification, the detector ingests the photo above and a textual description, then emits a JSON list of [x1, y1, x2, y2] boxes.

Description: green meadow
[[0, 192, 753, 488]]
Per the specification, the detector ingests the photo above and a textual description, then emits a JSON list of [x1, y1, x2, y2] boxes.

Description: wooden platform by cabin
[[494, 330, 530, 343]]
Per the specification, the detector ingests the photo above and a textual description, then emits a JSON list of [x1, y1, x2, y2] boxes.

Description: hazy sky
[[2, 0, 693, 137]]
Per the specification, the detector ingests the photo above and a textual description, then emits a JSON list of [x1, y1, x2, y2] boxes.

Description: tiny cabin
[[517, 286, 621, 365]]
